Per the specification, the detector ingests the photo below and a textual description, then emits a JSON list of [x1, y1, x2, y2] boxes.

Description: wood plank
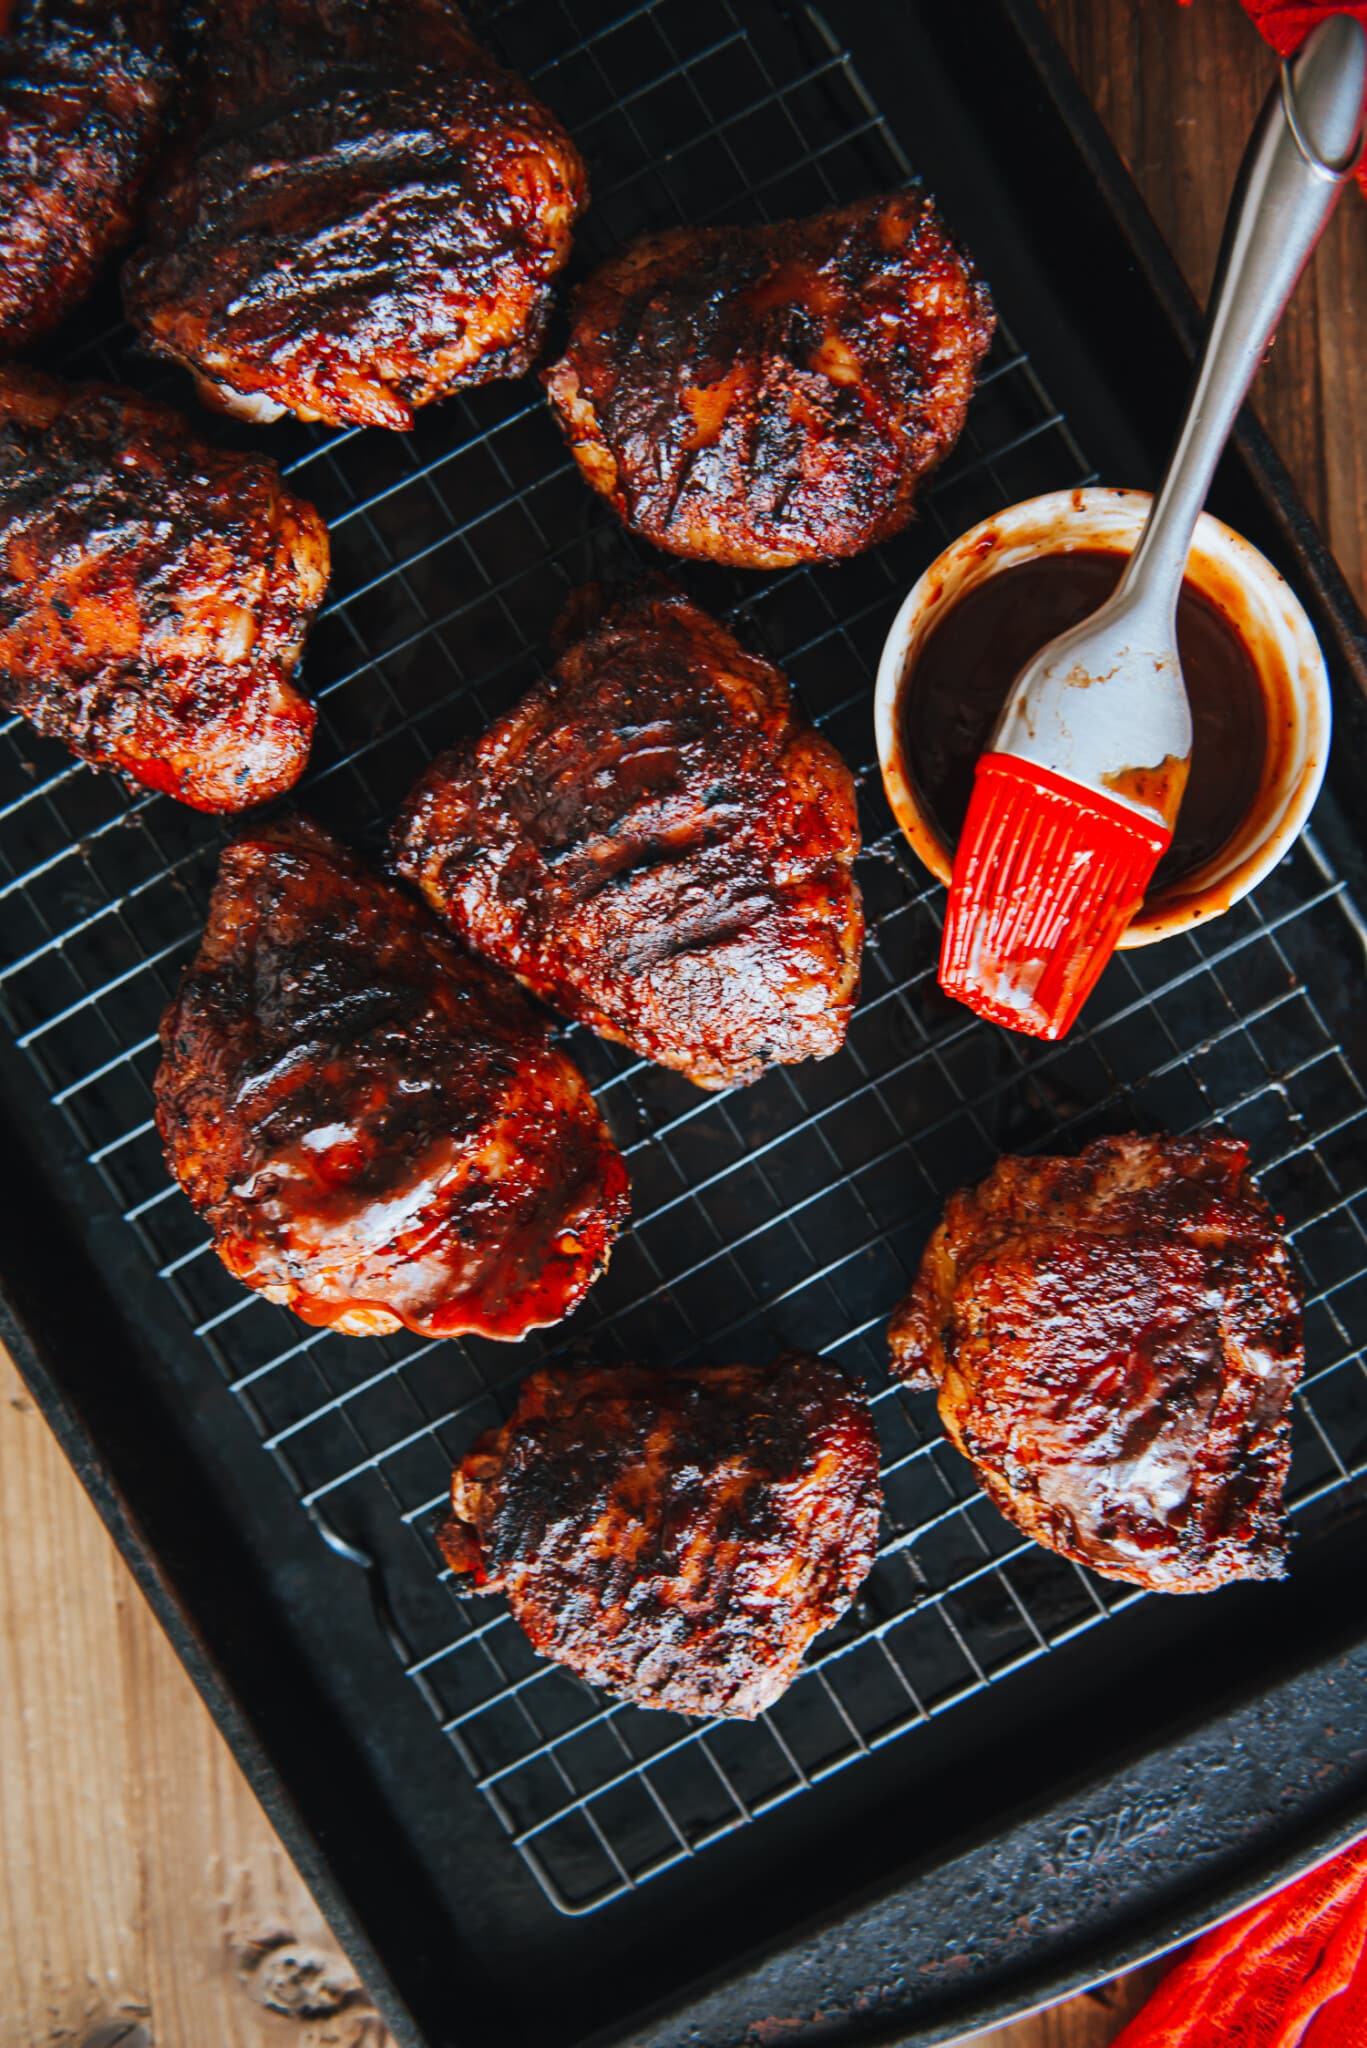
[[0, 1341, 393, 2048], [1039, 0, 1367, 611], [963, 1963, 1169, 2048]]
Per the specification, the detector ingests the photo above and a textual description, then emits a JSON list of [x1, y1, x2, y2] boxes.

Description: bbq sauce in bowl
[[899, 548, 1267, 895]]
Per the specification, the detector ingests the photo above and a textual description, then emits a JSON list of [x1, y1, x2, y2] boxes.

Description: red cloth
[[1112, 1833, 1367, 2048], [1178, 1, 1367, 194]]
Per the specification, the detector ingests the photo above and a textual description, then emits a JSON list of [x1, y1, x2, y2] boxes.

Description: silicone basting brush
[[939, 15, 1365, 1040]]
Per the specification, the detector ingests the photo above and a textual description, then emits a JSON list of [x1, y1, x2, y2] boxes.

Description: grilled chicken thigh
[[156, 817, 629, 1340], [889, 1134, 1303, 1594], [440, 1351, 882, 1718], [0, 366, 326, 810], [125, 0, 588, 429], [0, 0, 173, 350], [543, 189, 994, 568], [393, 586, 863, 1090]]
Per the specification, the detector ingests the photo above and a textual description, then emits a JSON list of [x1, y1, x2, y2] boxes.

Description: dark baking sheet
[[2, 1, 1367, 2043]]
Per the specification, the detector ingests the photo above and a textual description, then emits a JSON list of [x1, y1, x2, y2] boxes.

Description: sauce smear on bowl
[[899, 548, 1267, 892]]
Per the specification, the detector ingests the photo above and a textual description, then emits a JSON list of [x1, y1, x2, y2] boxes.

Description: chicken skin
[[393, 587, 863, 1090], [888, 1134, 1303, 1595], [124, 0, 587, 429], [0, 0, 173, 350], [0, 366, 326, 811], [543, 189, 994, 568], [156, 817, 629, 1341], [439, 1351, 882, 1719]]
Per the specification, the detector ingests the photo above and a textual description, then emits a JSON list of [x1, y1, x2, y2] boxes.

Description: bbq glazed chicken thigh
[[889, 1134, 1303, 1594], [124, 0, 588, 429], [156, 817, 629, 1341], [440, 1352, 882, 1718], [393, 586, 863, 1090], [543, 189, 995, 568], [0, 366, 326, 810], [0, 0, 173, 350]]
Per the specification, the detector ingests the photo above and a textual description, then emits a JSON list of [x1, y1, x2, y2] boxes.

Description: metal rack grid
[[1, 0, 1366, 1920]]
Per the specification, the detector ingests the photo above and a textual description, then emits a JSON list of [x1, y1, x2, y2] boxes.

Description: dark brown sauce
[[900, 549, 1268, 893]]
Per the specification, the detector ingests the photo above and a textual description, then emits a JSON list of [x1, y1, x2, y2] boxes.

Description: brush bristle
[[939, 754, 1172, 1040]]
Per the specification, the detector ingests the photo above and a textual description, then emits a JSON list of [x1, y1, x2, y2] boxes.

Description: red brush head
[[939, 753, 1172, 1040]]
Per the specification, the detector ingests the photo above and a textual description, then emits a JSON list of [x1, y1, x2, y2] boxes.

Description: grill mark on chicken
[[156, 815, 629, 1341], [0, 363, 326, 810], [543, 190, 994, 568], [124, 0, 588, 429], [0, 0, 173, 351], [393, 585, 863, 1090], [888, 1133, 1303, 1594], [439, 1351, 882, 1719]]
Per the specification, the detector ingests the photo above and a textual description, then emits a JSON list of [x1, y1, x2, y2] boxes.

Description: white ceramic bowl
[[873, 487, 1332, 947]]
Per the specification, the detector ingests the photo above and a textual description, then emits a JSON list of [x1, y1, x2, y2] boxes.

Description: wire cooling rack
[[2, 0, 1366, 1918]]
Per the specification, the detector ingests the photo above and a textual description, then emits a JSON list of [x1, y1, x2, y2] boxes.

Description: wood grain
[[0, 2, 1361, 2045], [1038, 0, 1367, 612], [963, 1967, 1170, 2048], [0, 1343, 393, 2048]]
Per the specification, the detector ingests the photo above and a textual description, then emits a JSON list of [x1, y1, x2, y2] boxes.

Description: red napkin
[[1111, 1833, 1367, 2048], [1178, 1, 1367, 193]]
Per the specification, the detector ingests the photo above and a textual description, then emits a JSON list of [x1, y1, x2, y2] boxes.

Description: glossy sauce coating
[[393, 585, 863, 1090], [0, 0, 173, 349], [0, 366, 326, 811], [889, 1133, 1302, 1594], [156, 816, 629, 1341], [440, 1351, 882, 1719], [543, 190, 994, 568], [900, 549, 1268, 890], [125, 0, 588, 428]]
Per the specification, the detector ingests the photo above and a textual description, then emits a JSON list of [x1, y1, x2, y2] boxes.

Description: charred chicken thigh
[[440, 1351, 882, 1718], [393, 586, 863, 1090], [543, 189, 995, 568], [888, 1134, 1303, 1594], [125, 0, 588, 428], [156, 817, 629, 1341], [0, 0, 173, 350], [0, 366, 326, 810]]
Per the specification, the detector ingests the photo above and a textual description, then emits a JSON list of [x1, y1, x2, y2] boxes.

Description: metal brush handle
[[1117, 14, 1366, 627]]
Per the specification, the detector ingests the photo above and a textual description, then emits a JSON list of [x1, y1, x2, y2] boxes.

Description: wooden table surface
[[1, 4, 1363, 2046]]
